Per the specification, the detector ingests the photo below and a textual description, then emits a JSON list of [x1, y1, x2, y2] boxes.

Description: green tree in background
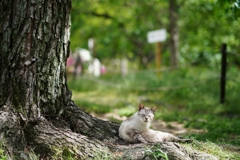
[[71, 0, 240, 68], [71, 0, 169, 68], [180, 0, 240, 65]]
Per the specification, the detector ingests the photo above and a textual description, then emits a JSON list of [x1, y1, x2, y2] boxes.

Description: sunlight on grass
[[183, 140, 240, 160], [117, 107, 136, 117]]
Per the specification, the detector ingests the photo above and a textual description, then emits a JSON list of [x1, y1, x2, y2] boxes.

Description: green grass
[[1, 65, 239, 159], [145, 144, 169, 160], [183, 140, 240, 160], [67, 64, 240, 159]]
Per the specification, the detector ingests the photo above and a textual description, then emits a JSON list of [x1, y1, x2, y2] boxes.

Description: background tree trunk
[[0, 0, 218, 159], [169, 0, 179, 67]]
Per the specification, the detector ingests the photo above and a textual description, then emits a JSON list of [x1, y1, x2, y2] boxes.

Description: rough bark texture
[[0, 0, 218, 159], [0, 0, 71, 117], [169, 0, 179, 67]]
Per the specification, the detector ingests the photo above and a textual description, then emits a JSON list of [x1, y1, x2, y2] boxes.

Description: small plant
[[145, 145, 169, 160], [0, 140, 9, 160], [0, 149, 8, 160]]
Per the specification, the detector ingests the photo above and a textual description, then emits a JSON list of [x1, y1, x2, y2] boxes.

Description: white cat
[[119, 103, 180, 143]]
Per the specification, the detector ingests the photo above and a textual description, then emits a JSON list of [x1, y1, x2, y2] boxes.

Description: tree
[[0, 0, 218, 159], [169, 0, 179, 67], [179, 0, 240, 65]]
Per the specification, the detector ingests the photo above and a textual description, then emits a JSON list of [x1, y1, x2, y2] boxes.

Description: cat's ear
[[151, 106, 157, 113], [139, 103, 144, 111]]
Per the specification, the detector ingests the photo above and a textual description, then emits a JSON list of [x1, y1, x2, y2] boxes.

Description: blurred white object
[[78, 48, 91, 61], [88, 58, 101, 77]]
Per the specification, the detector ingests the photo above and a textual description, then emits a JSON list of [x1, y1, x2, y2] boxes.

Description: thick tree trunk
[[0, 0, 71, 156], [169, 0, 179, 67], [0, 0, 71, 116], [0, 0, 218, 159]]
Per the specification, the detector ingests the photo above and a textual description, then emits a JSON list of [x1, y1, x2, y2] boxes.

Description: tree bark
[[0, 0, 218, 159], [169, 0, 179, 67]]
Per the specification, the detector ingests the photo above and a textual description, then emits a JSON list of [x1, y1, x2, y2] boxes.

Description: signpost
[[88, 38, 95, 57], [147, 29, 167, 43], [147, 29, 167, 74]]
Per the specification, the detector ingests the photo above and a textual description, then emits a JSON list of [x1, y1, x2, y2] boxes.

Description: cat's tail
[[175, 137, 193, 143]]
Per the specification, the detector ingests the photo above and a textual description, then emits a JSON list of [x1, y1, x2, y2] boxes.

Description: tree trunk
[[0, 0, 218, 159], [169, 0, 179, 67], [0, 0, 71, 116]]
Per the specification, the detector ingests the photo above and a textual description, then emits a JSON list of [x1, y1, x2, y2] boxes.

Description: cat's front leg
[[134, 134, 147, 143], [128, 129, 147, 143]]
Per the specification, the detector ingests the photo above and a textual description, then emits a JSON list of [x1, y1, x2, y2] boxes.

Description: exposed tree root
[[0, 104, 218, 160]]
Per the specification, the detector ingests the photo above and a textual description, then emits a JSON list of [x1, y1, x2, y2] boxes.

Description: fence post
[[156, 42, 161, 76], [220, 43, 227, 104]]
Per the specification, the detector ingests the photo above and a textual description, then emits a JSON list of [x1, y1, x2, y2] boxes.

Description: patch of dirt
[[151, 120, 206, 136], [91, 112, 127, 122]]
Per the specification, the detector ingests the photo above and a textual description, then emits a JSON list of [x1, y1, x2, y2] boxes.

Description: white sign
[[147, 29, 167, 43]]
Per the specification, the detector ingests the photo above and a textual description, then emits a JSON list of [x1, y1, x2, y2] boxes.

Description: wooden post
[[156, 42, 161, 75], [220, 43, 227, 104], [88, 38, 95, 57], [121, 58, 128, 76]]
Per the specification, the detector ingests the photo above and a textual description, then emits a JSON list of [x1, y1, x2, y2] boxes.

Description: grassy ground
[[68, 65, 240, 160]]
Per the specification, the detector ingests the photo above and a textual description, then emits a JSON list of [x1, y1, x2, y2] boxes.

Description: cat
[[119, 103, 181, 143]]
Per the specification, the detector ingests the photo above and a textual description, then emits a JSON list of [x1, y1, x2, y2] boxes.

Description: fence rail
[[81, 75, 220, 91]]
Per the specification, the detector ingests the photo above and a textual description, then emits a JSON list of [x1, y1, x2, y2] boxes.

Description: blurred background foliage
[[70, 0, 240, 68]]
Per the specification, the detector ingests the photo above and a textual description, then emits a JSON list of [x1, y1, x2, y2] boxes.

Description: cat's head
[[137, 103, 156, 123]]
